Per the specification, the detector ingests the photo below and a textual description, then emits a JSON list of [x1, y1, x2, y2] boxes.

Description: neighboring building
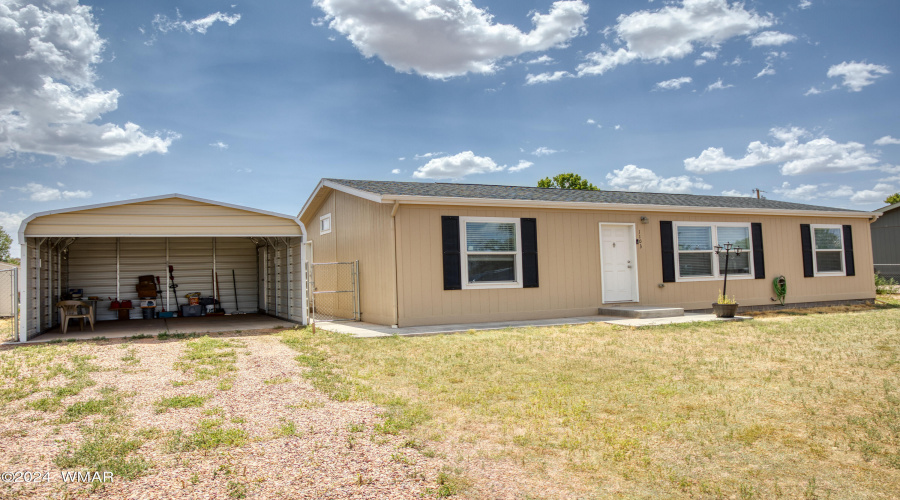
[[0, 261, 18, 318], [299, 179, 877, 327], [872, 202, 900, 279]]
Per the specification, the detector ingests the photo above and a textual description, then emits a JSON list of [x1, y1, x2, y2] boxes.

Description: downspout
[[390, 200, 400, 328]]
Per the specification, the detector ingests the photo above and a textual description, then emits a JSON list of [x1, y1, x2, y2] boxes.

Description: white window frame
[[673, 221, 755, 282], [459, 216, 523, 290], [810, 224, 846, 277], [320, 213, 332, 235]]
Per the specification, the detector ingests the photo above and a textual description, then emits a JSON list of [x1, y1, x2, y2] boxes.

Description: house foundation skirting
[[687, 298, 875, 314]]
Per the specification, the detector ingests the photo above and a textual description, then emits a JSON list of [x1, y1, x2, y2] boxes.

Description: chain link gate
[[308, 261, 359, 323], [0, 267, 18, 342]]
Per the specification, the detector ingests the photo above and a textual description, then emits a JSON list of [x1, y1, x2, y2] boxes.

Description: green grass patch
[[273, 419, 299, 437], [175, 336, 243, 382], [263, 376, 291, 385], [55, 424, 151, 480], [167, 418, 248, 452], [61, 387, 129, 423], [154, 394, 210, 413]]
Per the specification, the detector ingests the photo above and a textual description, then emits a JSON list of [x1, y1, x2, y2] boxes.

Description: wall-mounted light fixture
[[640, 216, 649, 224]]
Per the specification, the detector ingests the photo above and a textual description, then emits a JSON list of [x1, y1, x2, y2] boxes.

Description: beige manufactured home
[[17, 194, 306, 342], [300, 179, 877, 328]]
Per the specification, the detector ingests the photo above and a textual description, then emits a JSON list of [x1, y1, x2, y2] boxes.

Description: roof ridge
[[323, 178, 861, 213]]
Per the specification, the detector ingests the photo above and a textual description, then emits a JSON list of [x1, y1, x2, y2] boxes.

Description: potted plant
[[713, 242, 742, 318], [713, 290, 739, 318]]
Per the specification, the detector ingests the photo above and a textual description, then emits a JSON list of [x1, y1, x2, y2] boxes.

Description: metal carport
[[17, 194, 307, 342]]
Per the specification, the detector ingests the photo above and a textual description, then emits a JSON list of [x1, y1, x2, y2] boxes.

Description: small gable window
[[320, 213, 332, 235]]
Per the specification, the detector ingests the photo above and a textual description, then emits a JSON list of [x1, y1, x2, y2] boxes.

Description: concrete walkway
[[16, 314, 295, 343], [316, 313, 751, 338]]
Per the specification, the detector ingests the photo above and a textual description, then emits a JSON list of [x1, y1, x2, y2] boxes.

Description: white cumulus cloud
[[750, 31, 797, 47], [413, 151, 506, 179], [706, 79, 734, 91], [655, 76, 692, 90], [850, 183, 897, 204], [875, 136, 900, 146], [525, 71, 572, 85], [12, 182, 92, 202], [774, 182, 895, 205], [313, 0, 589, 79], [151, 10, 241, 35], [391, 168, 401, 174], [755, 65, 775, 78], [721, 189, 752, 197], [531, 146, 559, 156], [577, 0, 773, 77], [774, 182, 853, 201], [525, 55, 554, 65], [685, 127, 883, 175], [0, 0, 177, 162], [508, 160, 533, 173], [827, 61, 890, 92], [210, 141, 229, 150], [605, 165, 712, 193]]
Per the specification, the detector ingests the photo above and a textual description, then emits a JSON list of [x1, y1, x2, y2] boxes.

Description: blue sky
[[2, 0, 899, 256]]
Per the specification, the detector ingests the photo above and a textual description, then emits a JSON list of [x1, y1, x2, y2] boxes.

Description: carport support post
[[165, 238, 170, 312], [18, 242, 28, 342]]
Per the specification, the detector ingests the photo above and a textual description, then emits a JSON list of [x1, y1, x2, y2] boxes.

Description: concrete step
[[598, 305, 685, 319]]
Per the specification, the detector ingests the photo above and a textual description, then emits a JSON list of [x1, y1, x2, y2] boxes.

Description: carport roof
[[20, 193, 306, 240]]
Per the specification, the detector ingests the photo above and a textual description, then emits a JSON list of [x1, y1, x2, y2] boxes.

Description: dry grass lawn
[[283, 298, 900, 499], [1, 299, 899, 498]]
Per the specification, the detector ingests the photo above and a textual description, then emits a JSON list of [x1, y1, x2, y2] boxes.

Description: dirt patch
[[0, 333, 466, 499]]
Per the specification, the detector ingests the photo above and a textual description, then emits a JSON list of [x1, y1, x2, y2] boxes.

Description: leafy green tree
[[885, 192, 900, 205], [0, 226, 11, 263], [537, 173, 599, 190]]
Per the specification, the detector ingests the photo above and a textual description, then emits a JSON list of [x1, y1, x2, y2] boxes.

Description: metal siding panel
[[168, 238, 215, 313], [68, 238, 118, 321], [215, 238, 259, 314], [119, 238, 167, 319]]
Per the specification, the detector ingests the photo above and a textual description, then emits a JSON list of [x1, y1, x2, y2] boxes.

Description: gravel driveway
[[0, 331, 457, 499]]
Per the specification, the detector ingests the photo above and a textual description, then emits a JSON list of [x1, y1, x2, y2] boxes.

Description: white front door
[[600, 224, 638, 303]]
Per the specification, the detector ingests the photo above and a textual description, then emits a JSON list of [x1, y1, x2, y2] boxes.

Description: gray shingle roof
[[326, 179, 859, 213]]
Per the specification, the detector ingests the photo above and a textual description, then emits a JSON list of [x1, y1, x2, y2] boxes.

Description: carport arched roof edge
[[19, 193, 307, 241]]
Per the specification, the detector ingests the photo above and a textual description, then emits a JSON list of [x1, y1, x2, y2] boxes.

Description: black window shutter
[[521, 218, 539, 288], [441, 216, 462, 290], [660, 221, 676, 283], [800, 224, 814, 277], [843, 224, 855, 276], [751, 222, 765, 279]]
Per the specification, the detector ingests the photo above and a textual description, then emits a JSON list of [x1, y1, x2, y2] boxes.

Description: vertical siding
[[68, 238, 118, 321], [302, 190, 396, 325], [395, 205, 876, 327]]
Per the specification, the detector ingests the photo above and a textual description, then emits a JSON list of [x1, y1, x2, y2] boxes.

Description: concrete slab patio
[[17, 314, 295, 343], [316, 313, 751, 338]]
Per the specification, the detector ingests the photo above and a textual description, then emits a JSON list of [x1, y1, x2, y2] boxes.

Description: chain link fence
[[308, 261, 359, 322], [0, 268, 18, 342]]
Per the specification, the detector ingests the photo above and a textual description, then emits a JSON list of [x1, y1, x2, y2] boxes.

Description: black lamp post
[[714, 242, 743, 297]]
